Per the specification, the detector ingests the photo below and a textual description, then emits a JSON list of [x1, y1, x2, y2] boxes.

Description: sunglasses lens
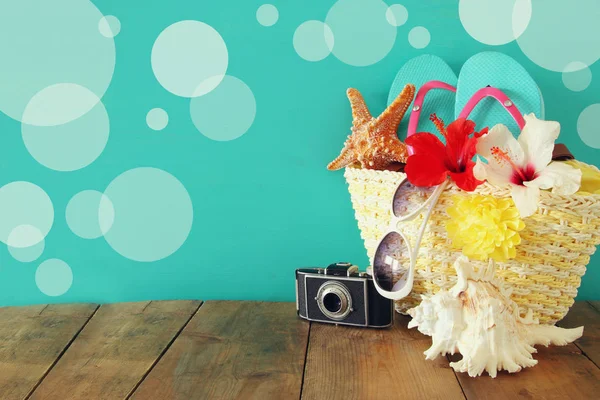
[[372, 231, 409, 293], [392, 179, 436, 218]]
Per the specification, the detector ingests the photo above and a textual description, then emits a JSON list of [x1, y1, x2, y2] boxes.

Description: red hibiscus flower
[[404, 114, 486, 191]]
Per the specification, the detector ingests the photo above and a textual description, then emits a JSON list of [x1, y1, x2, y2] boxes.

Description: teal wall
[[1, 0, 599, 306]]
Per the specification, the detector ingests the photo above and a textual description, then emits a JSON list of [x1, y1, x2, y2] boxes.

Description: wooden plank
[[0, 304, 98, 400], [589, 301, 600, 313], [558, 301, 600, 368], [451, 345, 600, 400], [302, 313, 465, 400], [130, 301, 310, 400], [29, 300, 201, 400], [452, 302, 600, 400]]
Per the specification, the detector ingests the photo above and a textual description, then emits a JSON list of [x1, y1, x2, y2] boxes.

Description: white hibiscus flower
[[474, 114, 581, 218]]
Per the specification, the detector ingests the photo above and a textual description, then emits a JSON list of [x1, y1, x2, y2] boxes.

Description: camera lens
[[316, 281, 352, 321], [323, 292, 342, 313]]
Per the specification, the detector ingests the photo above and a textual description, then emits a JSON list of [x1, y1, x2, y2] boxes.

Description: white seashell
[[407, 256, 583, 378]]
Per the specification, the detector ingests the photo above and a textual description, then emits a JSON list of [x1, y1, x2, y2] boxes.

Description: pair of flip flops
[[388, 52, 545, 141]]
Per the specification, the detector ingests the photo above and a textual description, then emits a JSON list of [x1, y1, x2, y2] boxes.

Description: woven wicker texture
[[344, 166, 600, 324]]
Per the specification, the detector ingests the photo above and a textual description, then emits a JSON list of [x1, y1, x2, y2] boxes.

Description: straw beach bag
[[327, 51, 599, 377], [345, 166, 600, 324], [329, 53, 600, 325]]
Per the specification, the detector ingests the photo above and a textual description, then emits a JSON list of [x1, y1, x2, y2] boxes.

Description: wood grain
[[302, 313, 465, 400], [451, 342, 600, 399], [0, 303, 98, 400], [558, 301, 600, 368], [29, 300, 201, 400], [1, 300, 599, 400], [130, 301, 310, 400]]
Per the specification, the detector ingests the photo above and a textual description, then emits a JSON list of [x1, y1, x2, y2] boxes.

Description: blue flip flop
[[455, 51, 544, 134], [388, 55, 458, 141]]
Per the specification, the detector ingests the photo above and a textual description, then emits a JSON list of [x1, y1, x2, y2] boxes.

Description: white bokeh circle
[[562, 62, 592, 92], [146, 108, 169, 131], [66, 190, 115, 239], [36, 259, 73, 296], [22, 83, 99, 127], [408, 26, 431, 49], [293, 21, 334, 62], [325, 0, 396, 67], [459, 0, 531, 45], [578, 104, 600, 149], [22, 84, 109, 172], [7, 225, 43, 248], [151, 20, 228, 98], [0, 0, 115, 123], [386, 4, 409, 27], [99, 15, 121, 38], [190, 75, 256, 141], [0, 182, 53, 248], [256, 4, 279, 27], [8, 225, 45, 262], [517, 0, 600, 72], [101, 167, 193, 262]]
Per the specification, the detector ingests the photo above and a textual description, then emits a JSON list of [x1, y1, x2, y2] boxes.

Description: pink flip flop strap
[[406, 82, 526, 156], [407, 80, 456, 138], [457, 86, 526, 130]]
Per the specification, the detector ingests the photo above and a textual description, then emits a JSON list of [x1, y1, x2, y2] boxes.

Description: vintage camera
[[295, 262, 393, 328]]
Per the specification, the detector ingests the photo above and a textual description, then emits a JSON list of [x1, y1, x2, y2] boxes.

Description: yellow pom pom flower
[[445, 195, 525, 262]]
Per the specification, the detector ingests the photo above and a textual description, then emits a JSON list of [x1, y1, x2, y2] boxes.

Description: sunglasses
[[371, 178, 448, 300]]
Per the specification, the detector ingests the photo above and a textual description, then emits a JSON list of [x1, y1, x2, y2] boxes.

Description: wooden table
[[0, 300, 598, 400]]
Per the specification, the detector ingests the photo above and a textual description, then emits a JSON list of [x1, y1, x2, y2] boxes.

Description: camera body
[[295, 262, 393, 328]]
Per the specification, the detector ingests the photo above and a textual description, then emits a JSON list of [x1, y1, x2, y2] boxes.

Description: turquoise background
[[1, 0, 599, 306]]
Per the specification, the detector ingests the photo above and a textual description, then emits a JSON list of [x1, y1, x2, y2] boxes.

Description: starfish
[[327, 84, 415, 171]]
